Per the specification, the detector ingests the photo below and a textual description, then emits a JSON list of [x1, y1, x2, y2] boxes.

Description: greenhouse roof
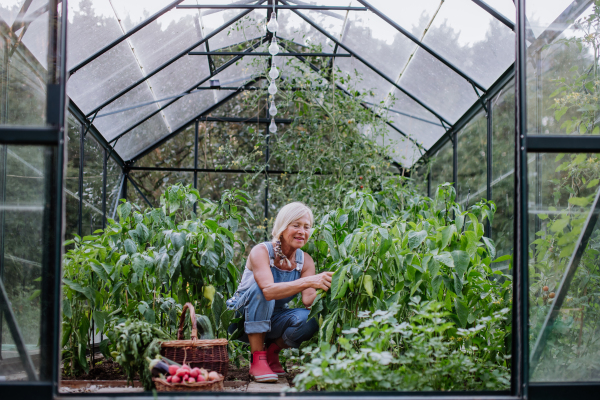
[[59, 0, 521, 166]]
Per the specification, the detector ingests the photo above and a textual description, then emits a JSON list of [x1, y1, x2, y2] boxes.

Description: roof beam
[[189, 51, 351, 57], [83, 0, 267, 118], [177, 4, 367, 10], [107, 40, 265, 145], [358, 0, 487, 91], [69, 0, 185, 75], [278, 0, 452, 127], [128, 79, 261, 163], [471, 0, 515, 30]]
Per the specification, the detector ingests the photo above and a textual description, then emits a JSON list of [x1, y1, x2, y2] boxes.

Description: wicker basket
[[153, 374, 224, 392], [160, 303, 229, 377]]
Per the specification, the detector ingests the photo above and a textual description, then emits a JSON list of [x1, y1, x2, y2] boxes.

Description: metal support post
[[194, 120, 199, 214], [78, 122, 84, 237], [513, 0, 529, 397], [487, 98, 493, 238], [452, 132, 458, 194], [102, 149, 107, 229], [0, 145, 6, 360]]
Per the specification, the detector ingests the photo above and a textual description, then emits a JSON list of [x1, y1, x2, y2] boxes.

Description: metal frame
[[176, 4, 368, 10]]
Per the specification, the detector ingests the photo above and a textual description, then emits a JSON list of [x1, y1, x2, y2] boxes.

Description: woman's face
[[281, 214, 311, 249]]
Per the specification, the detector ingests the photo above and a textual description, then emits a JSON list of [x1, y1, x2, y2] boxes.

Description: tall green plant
[[61, 184, 252, 375]]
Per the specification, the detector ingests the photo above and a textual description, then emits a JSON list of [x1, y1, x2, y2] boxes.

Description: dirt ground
[[62, 358, 299, 387]]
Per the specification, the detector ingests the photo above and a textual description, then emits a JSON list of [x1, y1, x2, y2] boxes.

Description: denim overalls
[[226, 242, 318, 348]]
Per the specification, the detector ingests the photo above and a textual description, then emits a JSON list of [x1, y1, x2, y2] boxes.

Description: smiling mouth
[[294, 237, 304, 241]]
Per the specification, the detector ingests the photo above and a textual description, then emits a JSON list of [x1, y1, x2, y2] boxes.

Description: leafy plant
[[112, 319, 169, 390], [287, 181, 511, 391], [291, 300, 510, 391], [61, 184, 253, 375]]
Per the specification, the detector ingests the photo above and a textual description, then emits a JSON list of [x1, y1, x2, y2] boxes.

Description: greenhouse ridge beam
[[188, 52, 351, 57], [278, 0, 453, 127], [471, 0, 515, 30], [107, 40, 266, 144], [358, 0, 486, 91], [68, 0, 185, 75], [84, 1, 267, 118], [129, 166, 326, 175], [176, 5, 367, 10]]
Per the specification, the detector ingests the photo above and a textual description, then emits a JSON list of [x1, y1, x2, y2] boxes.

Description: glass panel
[[67, 0, 123, 70], [421, 0, 514, 89], [127, 171, 194, 208], [335, 56, 393, 105], [457, 110, 487, 207], [526, 2, 598, 136], [106, 157, 122, 221], [81, 136, 105, 236], [0, 1, 48, 126], [136, 123, 195, 168], [276, 10, 338, 52], [387, 88, 446, 149], [528, 152, 600, 383], [110, 0, 174, 32], [198, 122, 266, 169], [207, 9, 264, 51], [430, 139, 453, 189], [0, 145, 50, 380], [483, 0, 516, 23], [399, 48, 479, 124], [115, 113, 170, 161], [210, 89, 267, 119], [366, 0, 443, 40], [67, 41, 151, 115], [491, 79, 515, 264], [526, 0, 574, 38], [65, 113, 81, 240], [93, 84, 163, 141], [369, 124, 421, 168], [341, 9, 416, 80], [199, 5, 261, 45]]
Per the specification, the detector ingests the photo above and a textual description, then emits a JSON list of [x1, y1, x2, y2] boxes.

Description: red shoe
[[266, 343, 285, 376], [249, 351, 278, 383]]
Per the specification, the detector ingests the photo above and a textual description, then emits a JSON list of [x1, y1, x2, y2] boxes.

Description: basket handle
[[177, 302, 198, 341]]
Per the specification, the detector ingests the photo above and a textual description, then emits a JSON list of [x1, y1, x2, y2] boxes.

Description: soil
[[62, 359, 138, 381], [226, 362, 250, 382]]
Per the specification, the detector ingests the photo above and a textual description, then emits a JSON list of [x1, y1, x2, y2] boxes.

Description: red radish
[[172, 376, 181, 384], [166, 376, 172, 383], [168, 365, 178, 376], [196, 374, 205, 382], [176, 368, 186, 377], [182, 364, 191, 370], [189, 369, 199, 378], [183, 374, 189, 381], [208, 371, 220, 381], [188, 378, 196, 383]]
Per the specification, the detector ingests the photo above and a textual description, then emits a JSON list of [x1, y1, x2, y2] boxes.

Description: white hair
[[271, 202, 314, 242]]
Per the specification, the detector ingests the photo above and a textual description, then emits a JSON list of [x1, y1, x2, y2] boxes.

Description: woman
[[226, 202, 333, 383]]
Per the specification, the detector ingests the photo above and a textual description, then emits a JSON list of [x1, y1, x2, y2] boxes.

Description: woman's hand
[[304, 271, 334, 291]]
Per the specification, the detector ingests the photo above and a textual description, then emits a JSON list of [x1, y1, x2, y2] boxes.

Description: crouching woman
[[226, 202, 333, 383]]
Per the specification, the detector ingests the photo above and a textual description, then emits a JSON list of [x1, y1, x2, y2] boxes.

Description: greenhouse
[[1, 0, 599, 398]]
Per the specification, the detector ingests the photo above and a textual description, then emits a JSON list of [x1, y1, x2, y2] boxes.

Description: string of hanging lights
[[267, 5, 279, 134]]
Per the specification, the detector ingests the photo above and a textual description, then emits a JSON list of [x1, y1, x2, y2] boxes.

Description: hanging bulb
[[269, 100, 278, 116], [268, 80, 278, 95], [268, 37, 280, 56], [267, 12, 279, 33], [269, 64, 279, 80], [269, 118, 277, 133]]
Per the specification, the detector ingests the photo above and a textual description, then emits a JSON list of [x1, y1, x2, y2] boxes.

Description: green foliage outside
[[528, 2, 600, 382]]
